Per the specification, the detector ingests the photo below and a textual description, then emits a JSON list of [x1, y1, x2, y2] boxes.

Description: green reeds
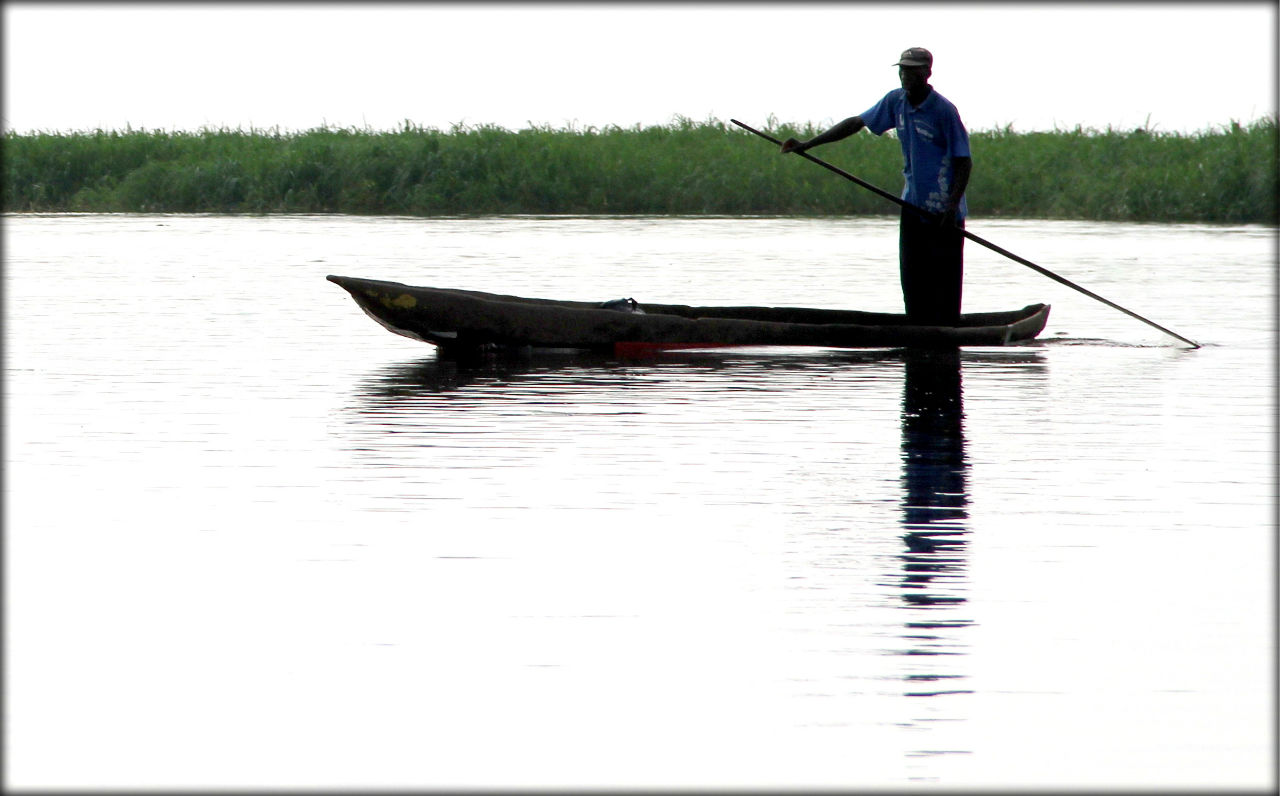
[[3, 116, 1275, 222]]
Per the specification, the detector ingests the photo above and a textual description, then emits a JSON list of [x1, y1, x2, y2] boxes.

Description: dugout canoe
[[327, 275, 1050, 353]]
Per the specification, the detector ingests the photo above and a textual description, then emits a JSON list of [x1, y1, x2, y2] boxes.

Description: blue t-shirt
[[860, 87, 971, 220]]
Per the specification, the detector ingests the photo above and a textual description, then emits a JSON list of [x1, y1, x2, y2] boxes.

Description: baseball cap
[[893, 47, 933, 67]]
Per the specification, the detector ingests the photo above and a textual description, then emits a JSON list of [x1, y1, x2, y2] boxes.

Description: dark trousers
[[900, 207, 964, 324]]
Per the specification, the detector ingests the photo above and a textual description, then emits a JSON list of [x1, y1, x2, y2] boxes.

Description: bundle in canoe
[[328, 275, 1050, 354]]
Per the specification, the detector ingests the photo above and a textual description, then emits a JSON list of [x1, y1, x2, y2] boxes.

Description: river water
[[5, 214, 1274, 789]]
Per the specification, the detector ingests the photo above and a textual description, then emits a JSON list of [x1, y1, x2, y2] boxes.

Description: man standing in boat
[[781, 47, 972, 325]]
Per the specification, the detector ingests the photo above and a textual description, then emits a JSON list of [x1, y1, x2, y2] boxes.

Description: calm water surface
[[5, 214, 1274, 789]]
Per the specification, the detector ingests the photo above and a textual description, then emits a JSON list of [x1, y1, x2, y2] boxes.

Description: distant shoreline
[[4, 118, 1275, 224]]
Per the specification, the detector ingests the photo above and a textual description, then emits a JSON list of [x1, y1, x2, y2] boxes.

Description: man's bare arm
[[942, 156, 972, 225], [780, 116, 866, 153]]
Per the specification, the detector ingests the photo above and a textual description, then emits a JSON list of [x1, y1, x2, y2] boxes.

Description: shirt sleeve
[[859, 90, 900, 136], [942, 101, 971, 158]]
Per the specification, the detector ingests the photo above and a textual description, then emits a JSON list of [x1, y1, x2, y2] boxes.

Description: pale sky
[[3, 2, 1275, 135]]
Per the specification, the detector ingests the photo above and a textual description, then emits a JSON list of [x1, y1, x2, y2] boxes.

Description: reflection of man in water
[[899, 348, 968, 606], [781, 47, 972, 325]]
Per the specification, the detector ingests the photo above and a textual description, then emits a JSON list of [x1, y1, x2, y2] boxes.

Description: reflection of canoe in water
[[328, 275, 1050, 354]]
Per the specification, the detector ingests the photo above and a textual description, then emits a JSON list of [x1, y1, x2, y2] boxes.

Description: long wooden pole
[[730, 118, 1201, 349]]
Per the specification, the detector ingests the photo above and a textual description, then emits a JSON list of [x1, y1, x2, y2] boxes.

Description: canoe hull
[[328, 275, 1050, 352]]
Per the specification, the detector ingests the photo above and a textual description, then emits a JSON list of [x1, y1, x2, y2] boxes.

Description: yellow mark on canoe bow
[[376, 292, 418, 310]]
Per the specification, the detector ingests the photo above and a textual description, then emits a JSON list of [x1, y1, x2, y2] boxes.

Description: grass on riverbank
[[3, 117, 1275, 223]]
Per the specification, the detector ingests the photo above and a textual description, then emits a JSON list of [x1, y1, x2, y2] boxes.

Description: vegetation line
[[3, 117, 1275, 223]]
